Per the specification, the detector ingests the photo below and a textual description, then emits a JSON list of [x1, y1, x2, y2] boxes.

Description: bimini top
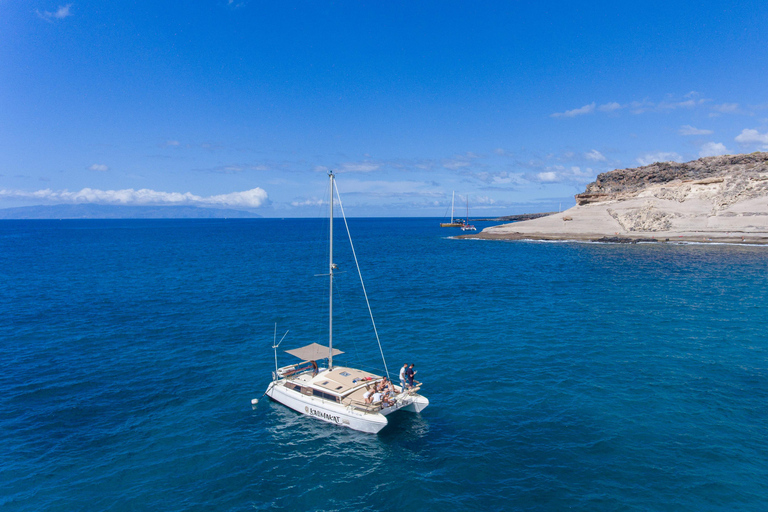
[[285, 343, 344, 362]]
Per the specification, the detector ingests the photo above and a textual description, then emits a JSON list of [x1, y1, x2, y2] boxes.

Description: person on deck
[[400, 363, 408, 392], [373, 390, 393, 408], [406, 363, 415, 389]]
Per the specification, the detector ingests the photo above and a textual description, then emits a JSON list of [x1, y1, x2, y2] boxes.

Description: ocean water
[[1, 218, 767, 511]]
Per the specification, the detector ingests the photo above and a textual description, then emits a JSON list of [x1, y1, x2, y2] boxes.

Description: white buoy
[[251, 398, 259, 409]]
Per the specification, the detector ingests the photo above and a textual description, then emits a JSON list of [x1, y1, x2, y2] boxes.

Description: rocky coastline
[[463, 152, 768, 244], [474, 212, 556, 222]]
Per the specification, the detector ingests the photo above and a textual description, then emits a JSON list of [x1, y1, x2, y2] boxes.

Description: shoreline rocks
[[462, 152, 768, 245]]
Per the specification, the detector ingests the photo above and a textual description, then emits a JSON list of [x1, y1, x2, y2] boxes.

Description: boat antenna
[[328, 170, 335, 369], [253, 324, 288, 408], [272, 323, 289, 376], [333, 178, 391, 381]]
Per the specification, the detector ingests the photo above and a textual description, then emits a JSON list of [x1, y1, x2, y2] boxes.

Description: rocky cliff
[[575, 152, 768, 206], [470, 151, 768, 243]]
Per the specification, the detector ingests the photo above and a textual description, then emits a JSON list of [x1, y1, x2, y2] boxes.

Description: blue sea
[[2, 218, 767, 511]]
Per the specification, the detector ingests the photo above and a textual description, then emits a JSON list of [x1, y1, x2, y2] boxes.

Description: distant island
[[464, 152, 768, 244], [0, 204, 262, 220]]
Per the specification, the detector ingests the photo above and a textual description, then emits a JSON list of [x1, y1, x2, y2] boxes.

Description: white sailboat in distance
[[260, 171, 429, 434], [440, 191, 463, 227], [460, 195, 476, 231]]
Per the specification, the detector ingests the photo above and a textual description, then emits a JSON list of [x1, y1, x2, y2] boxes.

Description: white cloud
[[585, 149, 606, 161], [472, 170, 526, 185], [735, 128, 768, 148], [440, 152, 483, 170], [165, 140, 180, 147], [629, 100, 655, 114], [536, 171, 559, 182], [679, 125, 713, 136], [89, 164, 109, 172], [636, 152, 683, 166], [335, 179, 442, 197], [206, 164, 270, 174], [550, 102, 596, 118], [598, 102, 622, 112], [658, 99, 697, 110], [290, 198, 325, 207], [629, 96, 708, 114], [206, 189, 269, 207], [338, 162, 380, 173], [442, 159, 471, 170], [532, 166, 591, 183], [472, 195, 497, 205], [0, 187, 268, 208], [37, 4, 72, 21], [699, 142, 729, 158], [712, 103, 740, 114], [571, 166, 594, 178]]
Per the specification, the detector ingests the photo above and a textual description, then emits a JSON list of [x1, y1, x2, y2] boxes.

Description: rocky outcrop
[[575, 152, 768, 205], [607, 202, 675, 232], [466, 152, 768, 244]]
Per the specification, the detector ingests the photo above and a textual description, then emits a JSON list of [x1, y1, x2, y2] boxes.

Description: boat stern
[[402, 393, 429, 413]]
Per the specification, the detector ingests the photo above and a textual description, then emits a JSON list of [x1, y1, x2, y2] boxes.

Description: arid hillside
[[470, 152, 768, 243]]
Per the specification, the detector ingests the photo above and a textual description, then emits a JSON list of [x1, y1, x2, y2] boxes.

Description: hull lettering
[[306, 406, 341, 424]]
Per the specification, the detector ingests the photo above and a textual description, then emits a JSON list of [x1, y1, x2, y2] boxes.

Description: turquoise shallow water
[[1, 218, 767, 511]]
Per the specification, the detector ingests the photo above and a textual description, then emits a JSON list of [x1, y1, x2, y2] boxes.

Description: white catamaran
[[261, 171, 429, 434]]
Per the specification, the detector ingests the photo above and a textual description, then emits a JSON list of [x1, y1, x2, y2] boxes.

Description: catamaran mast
[[451, 191, 455, 224], [328, 170, 334, 369], [466, 195, 469, 223]]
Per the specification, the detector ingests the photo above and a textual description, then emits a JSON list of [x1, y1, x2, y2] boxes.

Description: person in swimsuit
[[363, 386, 375, 404]]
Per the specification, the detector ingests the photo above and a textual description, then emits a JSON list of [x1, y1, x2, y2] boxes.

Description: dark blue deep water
[[2, 218, 767, 511]]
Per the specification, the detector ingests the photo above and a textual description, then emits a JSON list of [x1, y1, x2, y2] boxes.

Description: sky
[[2, 1, 768, 217]]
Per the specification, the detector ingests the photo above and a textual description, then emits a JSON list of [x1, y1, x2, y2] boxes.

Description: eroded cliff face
[[472, 152, 768, 243], [575, 152, 768, 207]]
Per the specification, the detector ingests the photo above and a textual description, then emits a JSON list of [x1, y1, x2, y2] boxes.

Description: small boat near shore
[[460, 196, 476, 231], [440, 191, 463, 227], [261, 171, 429, 434]]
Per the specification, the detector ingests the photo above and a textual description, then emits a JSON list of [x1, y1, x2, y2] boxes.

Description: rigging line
[[333, 180, 390, 382], [332, 275, 365, 368]]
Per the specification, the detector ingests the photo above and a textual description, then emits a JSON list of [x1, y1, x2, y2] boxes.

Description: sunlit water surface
[[1, 218, 767, 511]]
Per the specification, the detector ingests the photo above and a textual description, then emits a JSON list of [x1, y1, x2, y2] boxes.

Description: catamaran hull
[[400, 394, 429, 413], [265, 381, 430, 433], [266, 382, 389, 434]]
